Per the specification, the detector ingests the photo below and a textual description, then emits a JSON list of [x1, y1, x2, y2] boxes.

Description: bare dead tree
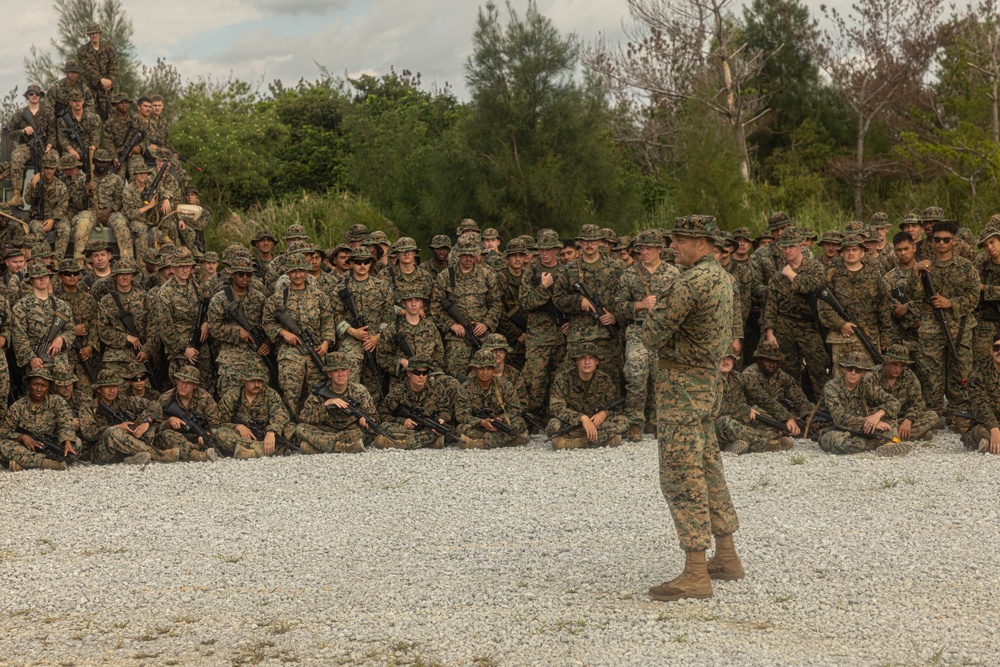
[[961, 0, 1000, 143]]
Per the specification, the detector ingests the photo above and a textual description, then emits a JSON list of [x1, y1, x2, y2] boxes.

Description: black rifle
[[571, 282, 620, 337], [753, 412, 794, 435], [392, 404, 461, 445], [116, 127, 145, 168], [111, 292, 156, 381], [471, 407, 528, 443], [165, 145, 203, 172], [273, 305, 326, 375], [920, 271, 961, 361], [35, 305, 69, 363], [164, 401, 217, 450], [142, 160, 170, 206], [338, 285, 387, 398], [60, 111, 90, 178], [188, 298, 209, 350], [395, 331, 416, 358], [548, 397, 626, 440], [95, 400, 138, 427], [310, 382, 400, 446], [440, 298, 482, 350], [21, 430, 79, 464], [814, 286, 884, 365], [778, 397, 832, 424], [223, 297, 280, 390], [73, 338, 100, 383], [22, 110, 46, 219], [233, 417, 302, 454], [890, 286, 910, 305]]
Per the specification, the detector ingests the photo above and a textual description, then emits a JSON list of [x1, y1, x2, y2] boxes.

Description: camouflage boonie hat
[[365, 231, 390, 246], [31, 244, 54, 259], [349, 246, 373, 260], [331, 243, 352, 255], [802, 228, 818, 241], [344, 223, 370, 242], [124, 362, 148, 379], [753, 340, 783, 361], [883, 344, 913, 365], [143, 247, 159, 264], [395, 237, 417, 252], [536, 229, 562, 249], [572, 341, 603, 359], [202, 251, 220, 263], [26, 259, 50, 279], [612, 235, 631, 251], [169, 247, 196, 266], [407, 355, 433, 370], [184, 185, 200, 196], [64, 60, 81, 73], [322, 351, 351, 371], [241, 366, 269, 382], [283, 224, 308, 240], [150, 147, 172, 161], [712, 230, 735, 248], [24, 83, 44, 98], [173, 366, 202, 384], [468, 349, 498, 368], [111, 91, 132, 104], [843, 220, 866, 234], [900, 211, 923, 227], [731, 227, 752, 241], [456, 218, 480, 235], [226, 256, 255, 274], [776, 228, 805, 247], [86, 21, 101, 33], [839, 351, 874, 371], [94, 368, 121, 387], [429, 234, 452, 249], [978, 226, 1000, 248], [251, 229, 276, 245], [516, 234, 537, 251], [600, 228, 618, 243], [504, 238, 527, 256], [482, 228, 500, 240], [112, 257, 140, 275], [819, 230, 844, 245], [576, 224, 603, 241], [129, 156, 151, 174], [396, 288, 426, 302], [25, 366, 54, 382], [632, 229, 665, 248], [59, 154, 82, 169], [284, 255, 310, 272], [41, 154, 59, 169], [870, 212, 890, 227], [92, 148, 113, 163], [767, 211, 793, 231], [839, 233, 866, 249], [453, 240, 481, 256], [55, 259, 82, 273], [67, 89, 85, 102], [989, 214, 1000, 227], [3, 246, 24, 259], [482, 333, 511, 351], [921, 206, 946, 222], [756, 231, 774, 243], [671, 214, 718, 238]]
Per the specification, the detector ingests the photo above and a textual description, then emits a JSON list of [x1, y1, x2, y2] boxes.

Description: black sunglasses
[[127, 375, 148, 382], [932, 236, 953, 243], [232, 271, 253, 278], [409, 368, 430, 376], [843, 366, 866, 374], [352, 258, 374, 266], [992, 344, 1000, 353]]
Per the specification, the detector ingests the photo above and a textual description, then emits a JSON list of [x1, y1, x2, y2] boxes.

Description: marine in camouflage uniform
[[431, 239, 502, 378], [741, 341, 814, 419], [377, 290, 445, 390], [44, 60, 96, 118], [972, 224, 1000, 361], [495, 239, 530, 370], [749, 212, 793, 314], [552, 224, 625, 376], [906, 220, 980, 415], [376, 356, 454, 449], [56, 90, 102, 162], [123, 361, 160, 402], [640, 214, 741, 602], [294, 352, 373, 454], [96, 258, 149, 381], [864, 345, 938, 442], [121, 159, 163, 263], [614, 229, 678, 438], [72, 149, 133, 263], [762, 228, 830, 397], [24, 153, 69, 251], [915, 208, 977, 264], [545, 342, 628, 449], [817, 233, 892, 372], [76, 23, 119, 121], [882, 231, 921, 357], [100, 92, 138, 173], [818, 352, 904, 456], [262, 255, 335, 417], [0, 291, 13, 413], [156, 366, 221, 462], [6, 85, 55, 207], [961, 337, 1000, 453], [456, 349, 527, 449], [427, 235, 452, 277], [207, 256, 272, 400], [55, 261, 99, 392], [154, 247, 213, 386], [384, 237, 434, 310], [90, 368, 166, 463], [483, 332, 528, 413], [51, 368, 99, 456], [714, 353, 796, 454], [0, 368, 77, 471], [334, 246, 393, 397], [11, 259, 76, 376], [58, 153, 88, 223], [215, 367, 293, 458]]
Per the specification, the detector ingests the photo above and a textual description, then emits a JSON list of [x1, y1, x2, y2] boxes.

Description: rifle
[[273, 305, 326, 375], [111, 292, 156, 381], [116, 127, 145, 168], [571, 282, 620, 337], [778, 397, 832, 424], [338, 285, 387, 398], [60, 111, 90, 178], [142, 160, 170, 206], [35, 306, 69, 363], [310, 382, 400, 446], [165, 145, 203, 172], [21, 430, 80, 464], [395, 331, 416, 358], [471, 407, 528, 443], [73, 338, 100, 383], [814, 286, 884, 365], [440, 298, 482, 350], [507, 305, 528, 333], [164, 401, 217, 450], [95, 400, 138, 428], [188, 298, 209, 350], [22, 110, 47, 219], [232, 417, 302, 454], [890, 286, 910, 305], [223, 296, 280, 390], [548, 397, 626, 440], [392, 404, 461, 445], [920, 271, 961, 361]]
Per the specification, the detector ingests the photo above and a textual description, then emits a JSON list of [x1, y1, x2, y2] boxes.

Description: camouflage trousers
[[72, 210, 133, 264], [155, 430, 213, 460], [461, 414, 528, 449], [917, 329, 972, 413], [899, 409, 940, 442], [624, 325, 655, 426], [294, 423, 364, 453], [8, 144, 31, 195], [655, 365, 739, 552], [93, 426, 157, 463], [0, 438, 50, 469], [130, 220, 171, 267], [818, 425, 899, 454], [28, 217, 71, 261], [960, 424, 996, 451], [378, 422, 444, 449], [339, 336, 388, 401], [277, 348, 326, 418], [714, 415, 781, 453], [444, 338, 477, 379], [773, 317, 829, 397], [521, 335, 565, 417], [545, 414, 629, 446], [215, 350, 271, 404]]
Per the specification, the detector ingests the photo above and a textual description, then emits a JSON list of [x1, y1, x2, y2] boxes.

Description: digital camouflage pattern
[[91, 394, 162, 463], [456, 375, 526, 449], [76, 41, 119, 117], [215, 386, 293, 456], [208, 286, 270, 399], [818, 260, 892, 369], [97, 286, 149, 380], [715, 368, 791, 453], [545, 367, 628, 445], [0, 393, 76, 469], [518, 258, 568, 417], [295, 381, 374, 453], [156, 386, 221, 460], [56, 109, 102, 158], [45, 76, 95, 117], [431, 263, 502, 376], [377, 377, 454, 449], [864, 365, 938, 441], [819, 375, 900, 454], [11, 293, 76, 372]]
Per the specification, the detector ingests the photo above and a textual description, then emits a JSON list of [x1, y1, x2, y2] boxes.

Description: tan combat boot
[[725, 439, 749, 455], [874, 440, 913, 457], [459, 435, 485, 449], [298, 441, 320, 454], [9, 460, 23, 472], [123, 452, 151, 466], [8, 189, 23, 208], [649, 550, 713, 601], [605, 435, 623, 448], [188, 448, 219, 462], [233, 445, 257, 460], [764, 436, 794, 452], [552, 435, 587, 450], [335, 439, 364, 453], [150, 448, 180, 463], [40, 459, 68, 471], [706, 532, 745, 581], [627, 424, 643, 442]]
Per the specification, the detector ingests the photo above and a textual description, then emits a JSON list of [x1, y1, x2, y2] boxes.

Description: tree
[[24, 0, 139, 93], [820, 0, 943, 218]]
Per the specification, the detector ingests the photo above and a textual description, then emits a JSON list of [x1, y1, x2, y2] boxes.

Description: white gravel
[[1, 431, 998, 666]]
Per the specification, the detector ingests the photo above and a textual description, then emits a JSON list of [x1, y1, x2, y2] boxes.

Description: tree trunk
[[992, 77, 999, 145], [854, 111, 865, 219]]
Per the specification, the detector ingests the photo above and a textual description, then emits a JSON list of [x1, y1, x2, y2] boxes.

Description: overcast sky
[[2, 0, 858, 105]]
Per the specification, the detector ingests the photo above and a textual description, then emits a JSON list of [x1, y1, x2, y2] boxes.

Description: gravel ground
[[1, 430, 998, 667]]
